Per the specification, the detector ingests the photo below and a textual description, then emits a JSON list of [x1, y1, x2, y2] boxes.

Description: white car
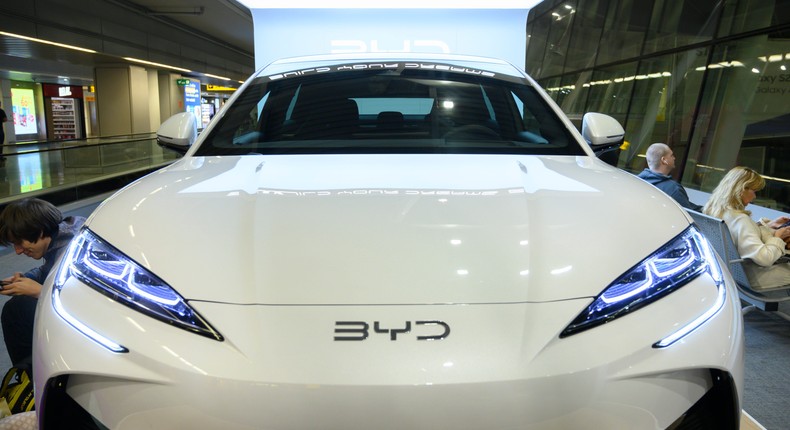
[[34, 54, 744, 430]]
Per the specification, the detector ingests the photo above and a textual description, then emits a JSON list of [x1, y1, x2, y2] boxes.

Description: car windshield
[[195, 61, 584, 156]]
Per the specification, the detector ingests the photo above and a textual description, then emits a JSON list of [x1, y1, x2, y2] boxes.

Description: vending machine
[[42, 84, 85, 140]]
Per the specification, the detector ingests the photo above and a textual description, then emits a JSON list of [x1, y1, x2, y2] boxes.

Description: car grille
[[667, 370, 740, 430]]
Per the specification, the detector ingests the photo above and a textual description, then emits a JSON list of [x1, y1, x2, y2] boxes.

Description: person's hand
[[767, 216, 790, 229], [774, 226, 790, 243], [2, 272, 24, 285], [0, 274, 42, 298]]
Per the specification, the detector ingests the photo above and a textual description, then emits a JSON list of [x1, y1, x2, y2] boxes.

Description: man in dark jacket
[[637, 143, 703, 211], [0, 198, 86, 365]]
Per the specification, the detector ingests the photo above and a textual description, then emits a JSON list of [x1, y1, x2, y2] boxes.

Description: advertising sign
[[241, 1, 541, 70], [42, 84, 84, 99], [183, 80, 202, 128], [201, 103, 215, 129], [11, 88, 38, 135]]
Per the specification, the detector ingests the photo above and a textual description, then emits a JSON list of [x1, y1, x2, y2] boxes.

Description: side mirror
[[581, 112, 625, 166], [581, 112, 625, 147], [157, 112, 197, 154]]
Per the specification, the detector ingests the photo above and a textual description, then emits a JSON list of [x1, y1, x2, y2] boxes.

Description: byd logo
[[334, 320, 450, 341], [330, 40, 451, 54]]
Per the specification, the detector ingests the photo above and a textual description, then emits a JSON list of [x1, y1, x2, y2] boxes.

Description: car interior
[[197, 68, 581, 156]]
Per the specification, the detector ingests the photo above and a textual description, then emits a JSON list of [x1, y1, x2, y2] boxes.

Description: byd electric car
[[33, 54, 744, 429]]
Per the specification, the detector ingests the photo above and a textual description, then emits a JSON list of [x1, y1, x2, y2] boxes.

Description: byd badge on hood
[[334, 320, 450, 341]]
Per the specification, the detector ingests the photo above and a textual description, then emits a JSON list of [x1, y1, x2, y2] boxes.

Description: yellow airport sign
[[206, 85, 237, 91]]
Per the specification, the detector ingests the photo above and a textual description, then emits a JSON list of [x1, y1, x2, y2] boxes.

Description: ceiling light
[[204, 73, 231, 80], [0, 31, 97, 54], [124, 57, 192, 73]]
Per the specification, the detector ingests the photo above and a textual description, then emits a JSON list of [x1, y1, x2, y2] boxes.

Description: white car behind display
[[34, 54, 743, 430]]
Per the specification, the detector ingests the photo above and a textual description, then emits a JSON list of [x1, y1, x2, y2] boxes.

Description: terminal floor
[[0, 197, 787, 429]]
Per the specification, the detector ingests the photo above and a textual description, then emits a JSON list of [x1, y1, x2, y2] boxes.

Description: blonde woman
[[704, 166, 790, 290]]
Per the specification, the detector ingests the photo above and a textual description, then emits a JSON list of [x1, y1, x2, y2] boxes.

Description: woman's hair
[[703, 166, 765, 218], [0, 198, 63, 246]]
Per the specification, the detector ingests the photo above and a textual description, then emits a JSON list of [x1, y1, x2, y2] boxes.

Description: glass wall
[[528, 0, 790, 212], [689, 31, 790, 209]]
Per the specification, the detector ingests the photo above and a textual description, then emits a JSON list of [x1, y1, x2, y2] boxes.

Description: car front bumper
[[34, 273, 744, 430]]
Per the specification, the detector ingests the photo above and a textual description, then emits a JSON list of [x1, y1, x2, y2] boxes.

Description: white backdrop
[[242, 3, 538, 71]]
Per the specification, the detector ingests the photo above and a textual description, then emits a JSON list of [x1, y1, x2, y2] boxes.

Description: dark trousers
[[1, 295, 38, 366]]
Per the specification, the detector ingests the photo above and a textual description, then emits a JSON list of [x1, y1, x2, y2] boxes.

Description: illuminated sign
[[58, 86, 72, 97], [330, 39, 450, 54], [249, 8, 529, 68], [206, 85, 237, 92], [11, 88, 38, 135], [239, 0, 541, 8], [183, 81, 202, 128], [176, 78, 190, 86]]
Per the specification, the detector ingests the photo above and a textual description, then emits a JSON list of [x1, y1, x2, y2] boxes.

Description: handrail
[[1, 133, 158, 154], [0, 134, 181, 206]]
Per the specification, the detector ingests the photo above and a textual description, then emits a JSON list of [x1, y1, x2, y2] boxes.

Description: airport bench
[[687, 209, 790, 321]]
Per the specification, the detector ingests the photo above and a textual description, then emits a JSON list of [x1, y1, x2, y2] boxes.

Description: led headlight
[[561, 226, 723, 339], [54, 229, 223, 343]]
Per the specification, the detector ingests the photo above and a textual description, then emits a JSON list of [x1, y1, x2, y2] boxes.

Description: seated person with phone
[[0, 198, 86, 366], [704, 167, 790, 289]]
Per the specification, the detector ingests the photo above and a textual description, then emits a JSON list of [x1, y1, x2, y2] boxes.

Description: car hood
[[87, 154, 691, 305]]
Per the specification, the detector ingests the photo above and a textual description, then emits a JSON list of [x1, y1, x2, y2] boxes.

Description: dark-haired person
[[0, 198, 86, 366]]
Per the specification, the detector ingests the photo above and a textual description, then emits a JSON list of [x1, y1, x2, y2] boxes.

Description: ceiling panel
[[0, 0, 253, 86]]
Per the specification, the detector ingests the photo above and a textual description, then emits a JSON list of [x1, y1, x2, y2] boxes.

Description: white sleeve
[[727, 213, 786, 267]]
